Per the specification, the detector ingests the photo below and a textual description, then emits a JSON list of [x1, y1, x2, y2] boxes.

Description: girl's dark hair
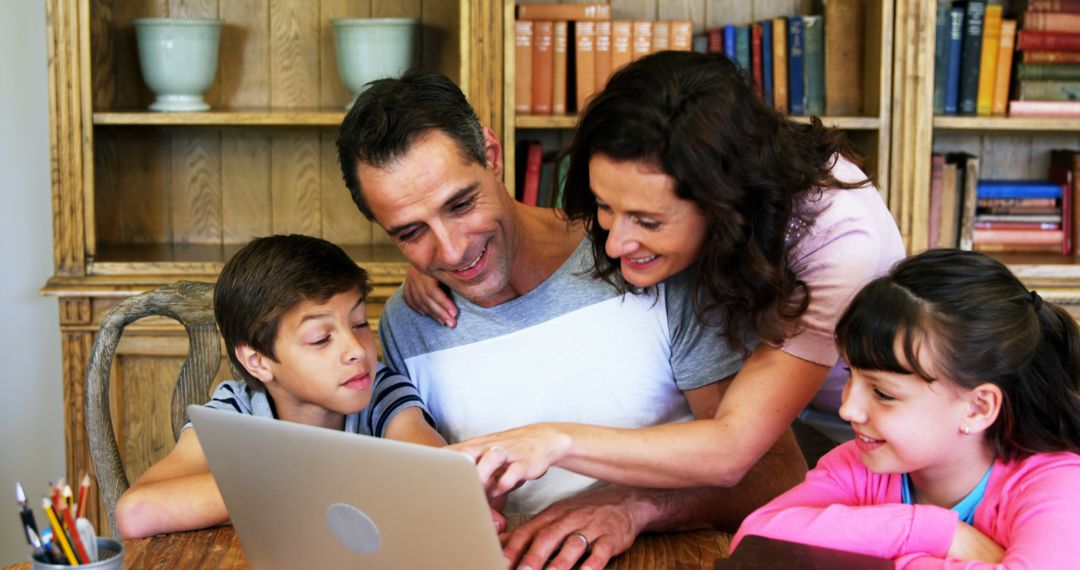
[[562, 50, 866, 352], [836, 249, 1080, 461]]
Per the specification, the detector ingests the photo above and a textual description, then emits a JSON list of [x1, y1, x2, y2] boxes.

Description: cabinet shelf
[[933, 117, 1080, 132], [516, 114, 882, 130], [93, 110, 348, 126]]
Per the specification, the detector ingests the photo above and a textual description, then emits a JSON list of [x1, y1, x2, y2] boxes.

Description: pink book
[[1009, 100, 1080, 117]]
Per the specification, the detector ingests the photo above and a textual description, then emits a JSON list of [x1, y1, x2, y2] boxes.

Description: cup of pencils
[[16, 475, 124, 568]]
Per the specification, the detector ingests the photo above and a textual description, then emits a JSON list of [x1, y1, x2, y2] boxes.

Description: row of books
[[514, 4, 692, 116], [515, 140, 568, 208], [699, 0, 864, 116], [934, 1, 1080, 118], [928, 150, 1080, 254]]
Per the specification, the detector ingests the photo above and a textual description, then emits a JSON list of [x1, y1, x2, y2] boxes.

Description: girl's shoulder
[[992, 451, 1080, 495]]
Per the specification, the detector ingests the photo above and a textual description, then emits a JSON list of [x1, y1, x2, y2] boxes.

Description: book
[[707, 28, 723, 53], [945, 7, 965, 115], [517, 4, 611, 21], [950, 152, 980, 251], [788, 16, 806, 115], [632, 20, 653, 61], [736, 25, 751, 70], [977, 197, 1059, 208], [762, 20, 775, 108], [552, 21, 568, 114], [1022, 51, 1080, 63], [752, 23, 764, 100], [929, 154, 946, 248], [1018, 63, 1080, 80], [531, 21, 554, 114], [514, 21, 533, 113], [1049, 150, 1080, 255], [773, 18, 789, 113], [611, 20, 633, 75], [825, 0, 865, 115], [653, 21, 670, 52], [975, 4, 1002, 116], [991, 20, 1016, 115], [803, 16, 825, 116], [934, 1, 952, 115], [1017, 79, 1080, 101], [1028, 0, 1080, 11], [671, 20, 693, 51], [959, 1, 986, 116], [973, 242, 1063, 253], [724, 25, 737, 63], [1017, 30, 1080, 51], [977, 180, 1064, 199], [521, 141, 543, 206], [575, 21, 597, 112], [973, 229, 1064, 245], [537, 150, 556, 207], [976, 214, 1062, 223], [693, 33, 709, 53], [1009, 100, 1080, 116], [1024, 11, 1080, 31], [941, 161, 961, 247], [975, 221, 1061, 230], [594, 20, 612, 89]]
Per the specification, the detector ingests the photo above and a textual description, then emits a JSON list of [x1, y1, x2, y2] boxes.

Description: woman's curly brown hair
[[562, 50, 869, 352]]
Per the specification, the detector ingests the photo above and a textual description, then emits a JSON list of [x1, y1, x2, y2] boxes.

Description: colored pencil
[[42, 498, 78, 565]]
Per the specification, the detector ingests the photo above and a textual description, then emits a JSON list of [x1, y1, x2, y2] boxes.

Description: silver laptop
[[188, 405, 505, 569]]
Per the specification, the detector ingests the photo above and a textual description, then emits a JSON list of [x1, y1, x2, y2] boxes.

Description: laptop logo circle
[[326, 503, 382, 555]]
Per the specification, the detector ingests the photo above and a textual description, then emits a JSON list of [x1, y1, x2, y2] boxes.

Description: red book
[[751, 23, 764, 100], [1050, 150, 1080, 256], [1017, 30, 1080, 51], [1024, 11, 1080, 31], [1023, 50, 1080, 63], [972, 229, 1065, 245], [707, 28, 723, 53], [1009, 100, 1080, 117], [532, 21, 554, 114], [1028, 0, 1080, 12], [522, 142, 543, 206], [974, 221, 1061, 230]]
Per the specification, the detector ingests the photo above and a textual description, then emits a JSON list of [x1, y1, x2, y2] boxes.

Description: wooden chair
[[84, 281, 221, 537]]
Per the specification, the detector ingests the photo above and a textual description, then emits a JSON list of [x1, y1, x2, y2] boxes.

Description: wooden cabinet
[[891, 1, 1080, 313], [43, 0, 500, 533]]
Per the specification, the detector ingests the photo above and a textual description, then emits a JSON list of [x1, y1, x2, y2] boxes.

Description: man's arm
[[114, 428, 229, 539]]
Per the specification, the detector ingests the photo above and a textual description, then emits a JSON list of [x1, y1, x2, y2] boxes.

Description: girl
[[732, 249, 1080, 567]]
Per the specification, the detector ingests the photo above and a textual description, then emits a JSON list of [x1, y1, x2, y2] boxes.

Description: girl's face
[[589, 154, 709, 288], [838, 345, 975, 480]]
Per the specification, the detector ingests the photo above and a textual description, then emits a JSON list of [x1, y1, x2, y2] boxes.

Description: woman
[[407, 50, 904, 493]]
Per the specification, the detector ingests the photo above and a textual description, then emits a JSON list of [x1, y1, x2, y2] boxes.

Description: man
[[337, 70, 805, 570]]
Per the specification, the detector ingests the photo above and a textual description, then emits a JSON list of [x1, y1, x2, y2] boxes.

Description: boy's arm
[[383, 407, 446, 446], [114, 428, 229, 539]]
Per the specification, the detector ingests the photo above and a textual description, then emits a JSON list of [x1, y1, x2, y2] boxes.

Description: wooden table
[[4, 526, 731, 569]]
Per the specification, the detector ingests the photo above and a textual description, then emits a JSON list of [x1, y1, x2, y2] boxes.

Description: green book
[[1017, 80, 1080, 101], [803, 15, 825, 116], [1017, 64, 1080, 81]]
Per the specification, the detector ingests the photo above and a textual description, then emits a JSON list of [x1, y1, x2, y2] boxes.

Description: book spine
[[575, 21, 597, 112], [736, 25, 751, 70], [978, 206, 1062, 215], [670, 20, 693, 51], [945, 7, 965, 115], [973, 242, 1063, 253], [532, 21, 554, 115], [788, 17, 806, 115], [611, 20, 633, 75], [803, 16, 824, 116], [959, 1, 986, 116], [522, 142, 543, 206], [974, 221, 1061, 230], [653, 21, 670, 52], [929, 153, 946, 248], [762, 20, 774, 108], [517, 4, 611, 21], [773, 18, 789, 113], [824, 0, 865, 116], [1017, 30, 1080, 51], [1024, 11, 1080, 31], [934, 1, 952, 115], [632, 20, 653, 61], [707, 28, 723, 53], [594, 20, 612, 90], [1018, 63, 1080, 80], [724, 25, 737, 62], [752, 23, 764, 100], [977, 197, 1059, 208], [1018, 79, 1080, 101], [977, 181, 1064, 199], [991, 20, 1016, 115], [1008, 100, 1080, 116], [515, 21, 533, 113], [552, 21, 568, 115], [1023, 50, 1080, 63], [973, 229, 1064, 245], [958, 154, 980, 251], [1027, 0, 1080, 13], [976, 5, 1002, 116]]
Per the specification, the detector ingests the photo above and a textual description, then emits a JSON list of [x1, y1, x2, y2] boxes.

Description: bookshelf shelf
[[516, 114, 881, 130], [933, 117, 1080, 132], [93, 111, 348, 126]]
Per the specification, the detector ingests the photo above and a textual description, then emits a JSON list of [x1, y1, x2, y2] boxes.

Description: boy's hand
[[402, 267, 458, 327], [947, 521, 1004, 563]]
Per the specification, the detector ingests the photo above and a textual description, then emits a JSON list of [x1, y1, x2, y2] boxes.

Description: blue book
[[933, 1, 951, 115], [735, 25, 751, 70], [977, 180, 1065, 199], [958, 1, 985, 116], [762, 20, 774, 108], [944, 7, 964, 115], [803, 15, 824, 116], [723, 25, 737, 64], [787, 16, 805, 115]]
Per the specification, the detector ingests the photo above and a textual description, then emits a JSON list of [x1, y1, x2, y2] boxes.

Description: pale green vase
[[332, 18, 420, 109], [133, 18, 223, 112]]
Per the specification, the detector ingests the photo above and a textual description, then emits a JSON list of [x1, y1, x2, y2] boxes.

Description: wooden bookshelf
[[93, 110, 348, 126], [934, 117, 1080, 132], [517, 113, 882, 130]]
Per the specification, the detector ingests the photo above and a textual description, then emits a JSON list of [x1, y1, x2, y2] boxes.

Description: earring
[[961, 425, 971, 435]]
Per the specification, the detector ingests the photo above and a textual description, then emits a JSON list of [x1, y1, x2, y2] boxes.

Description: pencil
[[42, 497, 78, 565], [60, 501, 90, 564], [62, 484, 74, 512], [15, 482, 39, 540], [76, 473, 90, 518]]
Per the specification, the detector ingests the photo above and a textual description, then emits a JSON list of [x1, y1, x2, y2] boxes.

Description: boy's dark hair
[[836, 249, 1080, 462], [336, 69, 486, 219], [214, 234, 371, 390]]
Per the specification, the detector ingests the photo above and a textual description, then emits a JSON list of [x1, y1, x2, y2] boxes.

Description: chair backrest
[[85, 280, 221, 537]]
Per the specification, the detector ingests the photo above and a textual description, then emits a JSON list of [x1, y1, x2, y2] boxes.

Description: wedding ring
[[570, 531, 590, 549]]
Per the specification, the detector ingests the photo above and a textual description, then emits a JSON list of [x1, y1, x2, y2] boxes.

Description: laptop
[[188, 405, 506, 569]]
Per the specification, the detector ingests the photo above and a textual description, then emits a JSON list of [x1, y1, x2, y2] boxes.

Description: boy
[[115, 234, 444, 539]]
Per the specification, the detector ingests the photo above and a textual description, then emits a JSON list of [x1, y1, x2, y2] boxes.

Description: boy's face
[[249, 287, 377, 427]]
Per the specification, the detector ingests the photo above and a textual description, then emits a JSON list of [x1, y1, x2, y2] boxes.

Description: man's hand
[[502, 485, 647, 570], [947, 521, 1004, 563]]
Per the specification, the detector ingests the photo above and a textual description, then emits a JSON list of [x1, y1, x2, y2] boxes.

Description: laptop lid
[[188, 405, 505, 570]]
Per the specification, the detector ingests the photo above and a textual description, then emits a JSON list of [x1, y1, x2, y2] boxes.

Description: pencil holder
[[31, 537, 123, 569]]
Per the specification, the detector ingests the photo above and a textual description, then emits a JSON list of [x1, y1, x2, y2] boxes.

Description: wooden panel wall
[[89, 0, 463, 250]]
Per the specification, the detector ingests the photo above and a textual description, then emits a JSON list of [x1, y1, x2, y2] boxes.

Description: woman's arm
[[114, 428, 228, 539]]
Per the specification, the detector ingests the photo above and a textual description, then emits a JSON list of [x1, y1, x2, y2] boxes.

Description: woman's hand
[[947, 521, 1004, 563], [402, 266, 458, 327], [450, 423, 574, 496]]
